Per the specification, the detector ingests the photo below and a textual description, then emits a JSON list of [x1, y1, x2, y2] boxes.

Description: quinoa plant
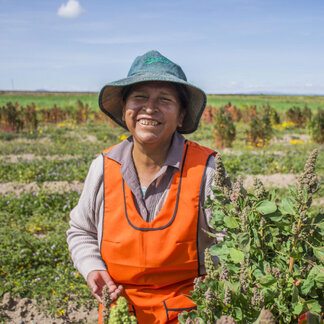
[[262, 104, 280, 125], [286, 105, 312, 128], [0, 102, 24, 132], [245, 112, 272, 147], [213, 107, 236, 148], [179, 150, 323, 323], [203, 105, 217, 124], [241, 105, 257, 123], [75, 100, 89, 123], [307, 109, 324, 144], [224, 102, 241, 122], [101, 287, 137, 324]]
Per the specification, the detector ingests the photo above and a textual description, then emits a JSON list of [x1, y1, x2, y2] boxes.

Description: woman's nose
[[142, 98, 157, 113]]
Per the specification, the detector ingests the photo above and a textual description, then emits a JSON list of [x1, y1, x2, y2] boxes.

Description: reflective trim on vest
[[122, 144, 188, 231]]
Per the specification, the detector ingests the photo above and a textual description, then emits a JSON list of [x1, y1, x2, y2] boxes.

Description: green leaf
[[258, 274, 277, 286], [201, 228, 223, 239], [252, 227, 260, 249], [255, 200, 277, 215], [301, 279, 315, 295], [293, 303, 304, 315], [292, 285, 299, 304], [306, 300, 322, 314], [314, 213, 324, 231], [212, 209, 225, 222], [314, 272, 324, 289], [267, 210, 284, 222], [253, 268, 264, 279], [308, 265, 322, 278], [288, 184, 299, 199], [233, 307, 243, 321], [229, 248, 245, 263], [282, 197, 296, 215], [224, 216, 239, 229], [313, 247, 324, 262], [209, 241, 230, 261], [237, 232, 250, 252]]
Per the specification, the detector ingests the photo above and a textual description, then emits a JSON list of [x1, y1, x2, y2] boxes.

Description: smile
[[138, 119, 160, 126]]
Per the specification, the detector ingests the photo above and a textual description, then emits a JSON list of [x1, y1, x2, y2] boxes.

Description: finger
[[99, 272, 118, 292], [110, 285, 123, 301], [87, 274, 104, 303], [88, 280, 99, 295], [90, 287, 103, 304]]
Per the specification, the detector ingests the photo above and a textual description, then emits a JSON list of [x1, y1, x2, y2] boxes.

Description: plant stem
[[288, 218, 302, 273]]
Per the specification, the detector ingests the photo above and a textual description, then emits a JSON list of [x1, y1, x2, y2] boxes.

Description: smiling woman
[[67, 50, 221, 324], [123, 83, 184, 146]]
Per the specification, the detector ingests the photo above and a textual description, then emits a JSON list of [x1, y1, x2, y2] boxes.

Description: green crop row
[[1, 93, 324, 113], [207, 94, 324, 112], [0, 122, 127, 156], [0, 190, 96, 319], [0, 157, 93, 182], [0, 93, 99, 111], [0, 147, 323, 183], [1, 185, 322, 322], [223, 149, 324, 177]]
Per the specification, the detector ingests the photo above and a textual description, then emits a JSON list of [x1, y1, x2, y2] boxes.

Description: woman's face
[[122, 81, 186, 148]]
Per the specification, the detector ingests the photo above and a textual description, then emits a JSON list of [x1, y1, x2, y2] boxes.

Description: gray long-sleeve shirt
[[67, 132, 220, 281]]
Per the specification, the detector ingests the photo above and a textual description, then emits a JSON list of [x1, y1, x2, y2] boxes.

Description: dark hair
[[121, 82, 189, 110]]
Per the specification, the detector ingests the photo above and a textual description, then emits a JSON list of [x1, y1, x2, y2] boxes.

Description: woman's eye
[[161, 97, 171, 102]]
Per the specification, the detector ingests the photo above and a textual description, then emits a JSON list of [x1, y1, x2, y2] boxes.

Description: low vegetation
[[0, 93, 323, 323]]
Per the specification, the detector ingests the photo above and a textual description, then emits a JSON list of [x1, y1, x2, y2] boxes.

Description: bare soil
[[0, 154, 82, 163], [271, 133, 311, 144], [8, 137, 52, 144], [243, 173, 297, 188], [0, 293, 97, 324], [1, 176, 322, 206], [0, 181, 84, 195], [220, 149, 287, 156]]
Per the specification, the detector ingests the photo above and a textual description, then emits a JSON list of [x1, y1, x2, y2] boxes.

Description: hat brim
[[98, 72, 206, 134]]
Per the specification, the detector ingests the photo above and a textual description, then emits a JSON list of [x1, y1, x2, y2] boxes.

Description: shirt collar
[[104, 131, 186, 170]]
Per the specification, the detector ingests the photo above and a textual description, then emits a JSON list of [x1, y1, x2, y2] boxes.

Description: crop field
[[1, 91, 324, 113], [0, 92, 323, 323]]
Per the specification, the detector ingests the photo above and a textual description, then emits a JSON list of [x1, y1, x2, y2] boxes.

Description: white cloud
[[57, 0, 84, 19]]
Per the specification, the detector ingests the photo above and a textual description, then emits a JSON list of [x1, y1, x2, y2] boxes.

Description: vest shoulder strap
[[185, 140, 217, 159]]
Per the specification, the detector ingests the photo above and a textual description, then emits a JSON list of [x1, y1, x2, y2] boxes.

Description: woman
[[67, 50, 219, 323]]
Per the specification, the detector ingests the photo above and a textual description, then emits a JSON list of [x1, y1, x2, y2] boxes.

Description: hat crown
[[127, 50, 187, 81]]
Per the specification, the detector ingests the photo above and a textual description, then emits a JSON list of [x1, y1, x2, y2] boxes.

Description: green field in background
[[207, 94, 324, 111], [0, 92, 99, 111], [0, 91, 324, 112]]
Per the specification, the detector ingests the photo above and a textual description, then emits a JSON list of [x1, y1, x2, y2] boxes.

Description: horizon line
[[1, 89, 324, 97]]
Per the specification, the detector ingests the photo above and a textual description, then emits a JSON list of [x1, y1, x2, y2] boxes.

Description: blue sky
[[1, 0, 323, 94]]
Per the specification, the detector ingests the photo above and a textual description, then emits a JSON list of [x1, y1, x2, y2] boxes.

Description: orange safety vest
[[99, 140, 216, 324]]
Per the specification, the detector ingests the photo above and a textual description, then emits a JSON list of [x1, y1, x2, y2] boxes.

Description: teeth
[[139, 120, 159, 126]]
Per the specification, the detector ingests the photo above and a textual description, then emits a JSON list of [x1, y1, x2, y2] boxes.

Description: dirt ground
[[0, 293, 97, 324], [0, 181, 84, 195], [1, 175, 322, 206], [0, 154, 82, 163]]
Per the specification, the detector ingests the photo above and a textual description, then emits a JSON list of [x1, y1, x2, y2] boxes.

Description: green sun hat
[[98, 50, 207, 134]]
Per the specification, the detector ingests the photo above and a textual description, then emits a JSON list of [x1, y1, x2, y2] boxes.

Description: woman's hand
[[87, 270, 123, 304]]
